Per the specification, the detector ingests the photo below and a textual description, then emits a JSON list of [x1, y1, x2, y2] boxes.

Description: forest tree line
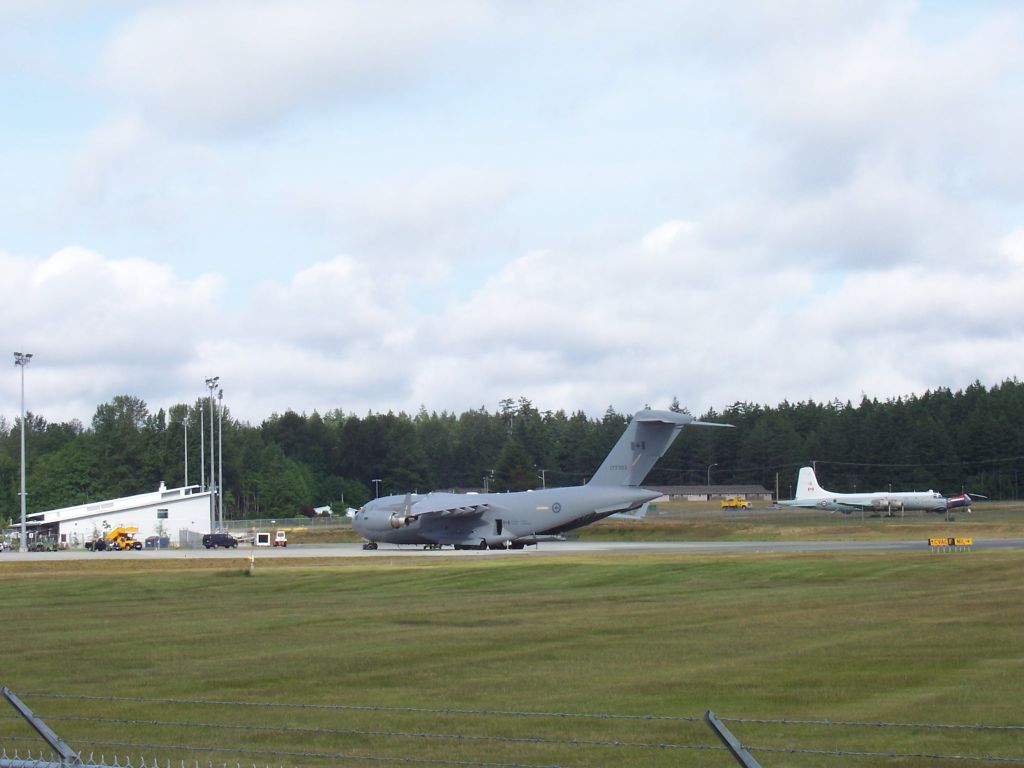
[[1, 380, 1022, 524]]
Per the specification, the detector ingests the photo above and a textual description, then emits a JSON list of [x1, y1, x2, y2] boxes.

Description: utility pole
[[14, 352, 32, 553]]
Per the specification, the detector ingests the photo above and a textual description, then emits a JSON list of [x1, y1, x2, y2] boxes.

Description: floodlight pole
[[206, 376, 219, 531], [183, 409, 189, 488], [217, 388, 224, 529], [14, 352, 32, 553], [372, 479, 382, 498], [199, 405, 204, 492]]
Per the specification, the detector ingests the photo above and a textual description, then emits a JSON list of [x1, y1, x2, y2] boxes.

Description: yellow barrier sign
[[928, 537, 973, 548]]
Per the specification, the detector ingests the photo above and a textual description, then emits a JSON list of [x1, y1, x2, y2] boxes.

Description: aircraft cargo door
[[495, 519, 503, 536]]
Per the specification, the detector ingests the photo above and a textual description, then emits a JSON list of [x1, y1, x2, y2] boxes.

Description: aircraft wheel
[[479, 539, 488, 550]]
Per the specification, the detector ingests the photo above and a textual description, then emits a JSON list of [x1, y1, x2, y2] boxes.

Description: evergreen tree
[[493, 437, 537, 491]]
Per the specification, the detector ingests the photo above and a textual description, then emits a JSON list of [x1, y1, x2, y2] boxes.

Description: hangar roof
[[27, 482, 212, 525]]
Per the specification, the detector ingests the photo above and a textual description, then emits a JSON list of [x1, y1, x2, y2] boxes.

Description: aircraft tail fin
[[795, 466, 828, 499], [588, 409, 731, 487]]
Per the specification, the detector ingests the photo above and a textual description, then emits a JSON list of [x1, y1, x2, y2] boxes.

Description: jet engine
[[389, 513, 414, 528], [388, 493, 418, 528]]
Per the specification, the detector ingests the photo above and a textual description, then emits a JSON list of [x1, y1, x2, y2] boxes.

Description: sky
[[2, 1, 1024, 426]]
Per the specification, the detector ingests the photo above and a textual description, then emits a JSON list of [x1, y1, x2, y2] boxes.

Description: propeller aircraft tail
[[794, 466, 828, 499]]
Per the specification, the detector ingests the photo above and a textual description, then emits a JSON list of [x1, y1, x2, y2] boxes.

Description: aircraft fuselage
[[352, 409, 727, 550], [788, 490, 945, 513], [354, 485, 660, 548], [780, 467, 958, 513]]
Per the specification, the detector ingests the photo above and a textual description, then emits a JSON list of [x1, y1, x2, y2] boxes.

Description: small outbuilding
[[24, 482, 213, 549], [646, 484, 773, 503]]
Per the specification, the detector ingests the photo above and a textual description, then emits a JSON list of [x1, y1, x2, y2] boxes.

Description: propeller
[[946, 492, 985, 512]]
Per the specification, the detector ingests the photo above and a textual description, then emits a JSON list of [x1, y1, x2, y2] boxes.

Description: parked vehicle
[[202, 532, 238, 549], [273, 530, 288, 547], [87, 526, 143, 551], [720, 497, 751, 509]]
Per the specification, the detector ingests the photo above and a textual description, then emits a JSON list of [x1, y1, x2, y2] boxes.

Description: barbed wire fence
[[1, 689, 1022, 768]]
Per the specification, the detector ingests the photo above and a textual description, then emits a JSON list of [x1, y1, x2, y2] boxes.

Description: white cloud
[[246, 255, 415, 350], [3, 213, 1023, 427], [99, 0, 490, 134], [0, 246, 225, 421], [289, 166, 517, 270], [737, 5, 1024, 193], [4, 3, 1024, 429], [761, 160, 985, 270], [66, 113, 226, 239]]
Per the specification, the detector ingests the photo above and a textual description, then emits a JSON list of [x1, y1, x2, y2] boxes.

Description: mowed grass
[[579, 500, 1024, 542], [1, 551, 1022, 767], [283, 501, 1024, 545]]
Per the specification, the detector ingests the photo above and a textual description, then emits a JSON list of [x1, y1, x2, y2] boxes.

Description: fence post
[[1, 687, 83, 767], [704, 710, 762, 768]]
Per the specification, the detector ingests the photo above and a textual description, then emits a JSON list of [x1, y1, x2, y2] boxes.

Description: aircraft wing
[[409, 504, 490, 521], [824, 501, 871, 513], [780, 498, 869, 512], [406, 493, 492, 522]]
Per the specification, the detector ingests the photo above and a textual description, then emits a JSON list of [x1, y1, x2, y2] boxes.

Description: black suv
[[202, 533, 237, 549]]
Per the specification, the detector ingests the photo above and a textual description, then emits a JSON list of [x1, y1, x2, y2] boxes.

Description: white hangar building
[[26, 482, 213, 548]]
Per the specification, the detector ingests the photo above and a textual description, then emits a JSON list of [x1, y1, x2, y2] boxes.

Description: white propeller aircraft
[[780, 466, 978, 514]]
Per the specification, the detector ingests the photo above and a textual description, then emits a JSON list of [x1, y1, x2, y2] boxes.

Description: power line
[[32, 714, 713, 752], [722, 716, 1024, 732], [21, 693, 701, 722], [8, 695, 1024, 767]]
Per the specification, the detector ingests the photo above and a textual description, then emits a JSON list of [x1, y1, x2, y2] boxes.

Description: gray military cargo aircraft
[[354, 409, 727, 550]]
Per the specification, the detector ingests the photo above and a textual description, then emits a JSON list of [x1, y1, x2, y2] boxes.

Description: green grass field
[[1, 549, 1022, 767], [282, 500, 1024, 546], [576, 500, 1024, 543]]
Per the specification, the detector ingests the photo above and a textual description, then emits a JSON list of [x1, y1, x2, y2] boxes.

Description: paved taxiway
[[2, 538, 1022, 561]]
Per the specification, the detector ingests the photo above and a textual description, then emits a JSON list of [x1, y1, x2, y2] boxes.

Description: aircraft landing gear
[[362, 542, 378, 550]]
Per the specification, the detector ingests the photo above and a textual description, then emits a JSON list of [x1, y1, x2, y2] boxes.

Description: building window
[[157, 509, 169, 519]]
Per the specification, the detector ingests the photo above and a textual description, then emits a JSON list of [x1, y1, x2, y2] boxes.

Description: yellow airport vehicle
[[88, 526, 143, 551], [720, 497, 750, 509]]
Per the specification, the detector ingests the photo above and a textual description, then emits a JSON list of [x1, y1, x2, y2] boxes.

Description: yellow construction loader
[[88, 526, 143, 551]]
